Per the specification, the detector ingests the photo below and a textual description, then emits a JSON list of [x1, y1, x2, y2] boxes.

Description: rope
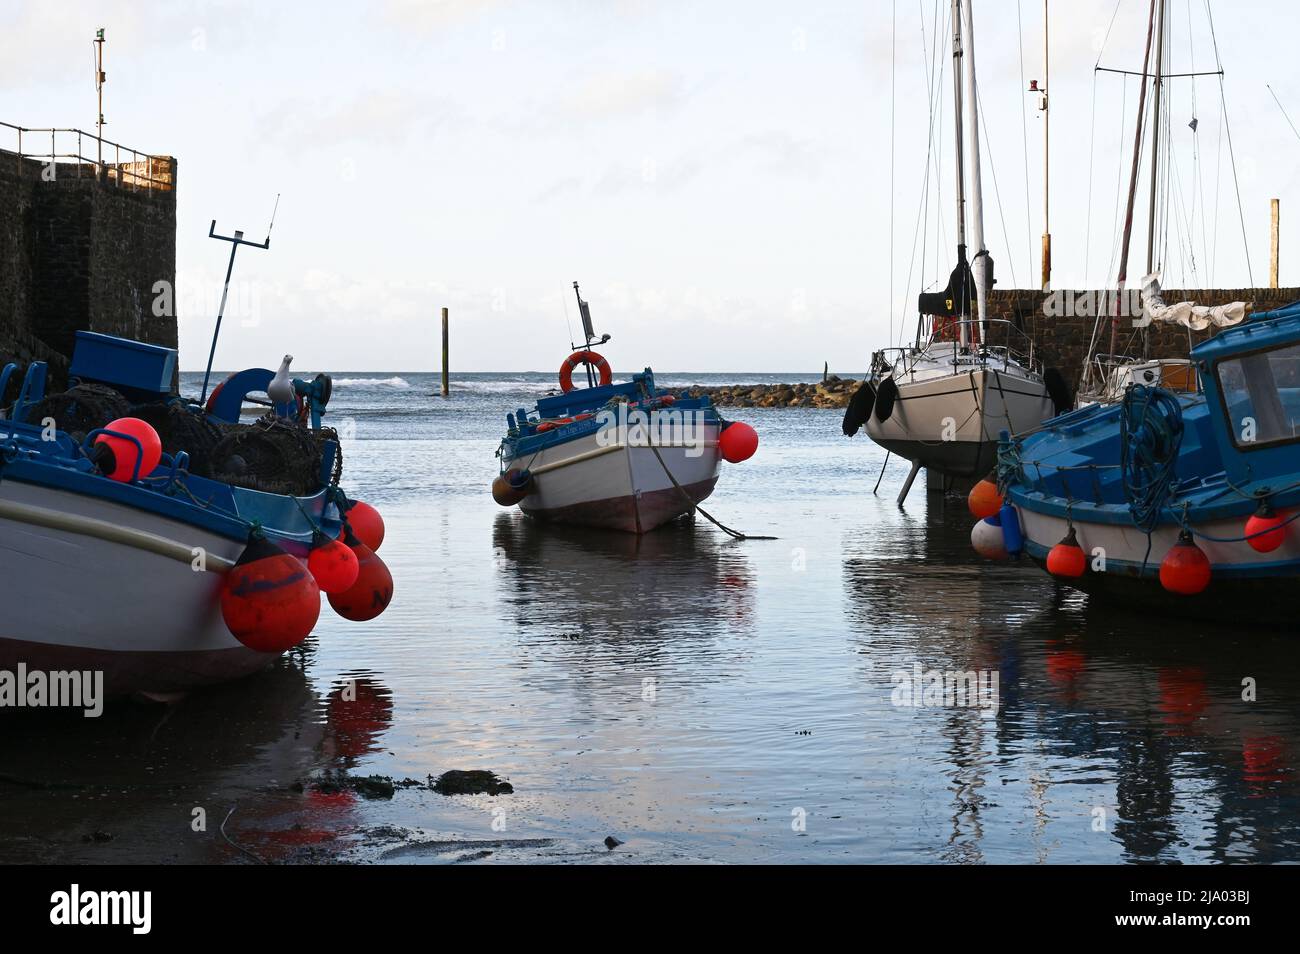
[[647, 441, 775, 541], [1120, 384, 1184, 534]]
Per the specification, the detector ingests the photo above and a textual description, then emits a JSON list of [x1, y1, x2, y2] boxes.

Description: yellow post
[[1271, 199, 1280, 289], [441, 307, 449, 397]]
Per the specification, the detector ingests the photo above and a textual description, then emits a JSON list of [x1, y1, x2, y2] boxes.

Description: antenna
[[93, 28, 106, 167], [199, 219, 272, 404], [265, 192, 281, 241]]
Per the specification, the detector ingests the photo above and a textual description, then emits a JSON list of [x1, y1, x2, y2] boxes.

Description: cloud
[[559, 69, 687, 121], [380, 0, 505, 33], [252, 89, 467, 152]]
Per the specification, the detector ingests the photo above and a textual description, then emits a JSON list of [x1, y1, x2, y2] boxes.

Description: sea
[[1, 370, 1297, 864]]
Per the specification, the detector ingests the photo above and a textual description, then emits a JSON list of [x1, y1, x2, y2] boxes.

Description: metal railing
[[1, 121, 173, 192]]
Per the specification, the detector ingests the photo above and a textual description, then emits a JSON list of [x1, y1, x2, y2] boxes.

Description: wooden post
[[823, 361, 828, 382], [441, 306, 449, 396], [1271, 199, 1280, 289]]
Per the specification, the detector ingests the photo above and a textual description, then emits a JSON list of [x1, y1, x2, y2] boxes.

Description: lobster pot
[[23, 383, 132, 439], [210, 417, 324, 496], [129, 401, 229, 477]]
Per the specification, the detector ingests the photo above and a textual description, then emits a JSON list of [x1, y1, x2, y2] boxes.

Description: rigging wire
[[1267, 84, 1300, 144], [975, 82, 1019, 289], [1016, 0, 1033, 285], [1203, 0, 1254, 285]]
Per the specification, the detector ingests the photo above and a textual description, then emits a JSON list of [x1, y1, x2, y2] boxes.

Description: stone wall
[[0, 148, 177, 397], [984, 286, 1300, 396]]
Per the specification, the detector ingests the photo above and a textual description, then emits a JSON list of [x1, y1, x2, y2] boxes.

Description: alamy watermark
[[1042, 288, 1152, 327], [0, 664, 104, 717], [891, 662, 999, 718], [594, 404, 709, 458]]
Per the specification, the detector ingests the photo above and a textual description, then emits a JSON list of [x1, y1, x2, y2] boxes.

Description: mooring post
[[1271, 199, 1280, 289], [441, 306, 450, 396]]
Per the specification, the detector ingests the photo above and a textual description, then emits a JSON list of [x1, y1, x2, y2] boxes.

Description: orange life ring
[[559, 350, 612, 393]]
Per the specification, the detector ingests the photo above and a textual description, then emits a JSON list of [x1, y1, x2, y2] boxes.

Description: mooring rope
[[647, 441, 775, 541]]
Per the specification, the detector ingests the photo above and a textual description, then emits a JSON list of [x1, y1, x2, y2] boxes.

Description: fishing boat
[[492, 283, 758, 533], [0, 220, 393, 699], [844, 0, 1062, 502], [991, 299, 1300, 623]]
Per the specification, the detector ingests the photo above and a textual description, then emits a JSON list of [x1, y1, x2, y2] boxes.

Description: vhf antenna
[[571, 281, 610, 389], [199, 211, 274, 404]]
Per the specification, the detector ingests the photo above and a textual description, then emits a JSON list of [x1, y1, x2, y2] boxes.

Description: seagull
[[268, 355, 295, 409]]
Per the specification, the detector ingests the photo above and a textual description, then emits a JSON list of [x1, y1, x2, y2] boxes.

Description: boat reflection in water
[[0, 651, 394, 863], [841, 498, 1300, 864], [491, 512, 754, 648]]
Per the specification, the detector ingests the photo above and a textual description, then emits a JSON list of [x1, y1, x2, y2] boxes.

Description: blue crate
[[70, 331, 177, 400]]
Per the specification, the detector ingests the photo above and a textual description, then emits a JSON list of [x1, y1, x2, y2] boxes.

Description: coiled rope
[[1119, 384, 1184, 534]]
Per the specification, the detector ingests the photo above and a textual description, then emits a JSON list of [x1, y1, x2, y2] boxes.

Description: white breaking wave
[[333, 376, 412, 389]]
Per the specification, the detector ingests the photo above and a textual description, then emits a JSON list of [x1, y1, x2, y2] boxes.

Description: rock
[[604, 835, 623, 850], [431, 770, 515, 796]]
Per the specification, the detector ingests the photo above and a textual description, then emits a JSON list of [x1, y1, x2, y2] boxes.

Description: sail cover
[[1141, 272, 1247, 330]]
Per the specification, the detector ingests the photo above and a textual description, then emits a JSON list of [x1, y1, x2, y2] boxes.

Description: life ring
[[559, 350, 612, 393]]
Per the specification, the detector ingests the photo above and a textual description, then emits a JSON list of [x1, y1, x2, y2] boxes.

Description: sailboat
[[845, 0, 1063, 503]]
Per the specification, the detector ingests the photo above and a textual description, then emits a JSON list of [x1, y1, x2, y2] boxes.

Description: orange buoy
[[967, 478, 1003, 520], [559, 350, 612, 393], [1159, 530, 1211, 595], [1244, 503, 1287, 553], [93, 417, 163, 482], [719, 421, 758, 462], [345, 500, 385, 551], [327, 532, 394, 622], [1046, 527, 1087, 578], [492, 468, 534, 506], [307, 531, 360, 594], [220, 535, 321, 653]]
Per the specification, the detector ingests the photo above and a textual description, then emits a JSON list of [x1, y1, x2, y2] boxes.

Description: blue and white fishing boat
[[0, 331, 390, 697], [995, 300, 1300, 621], [493, 283, 756, 534]]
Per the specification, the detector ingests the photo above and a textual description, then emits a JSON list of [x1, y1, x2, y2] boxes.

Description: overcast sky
[[2, 0, 1297, 372]]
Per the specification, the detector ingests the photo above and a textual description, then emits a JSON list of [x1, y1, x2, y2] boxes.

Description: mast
[[962, 0, 989, 343], [1107, 0, 1159, 363], [950, 0, 969, 348], [1144, 0, 1167, 277], [1041, 0, 1050, 290]]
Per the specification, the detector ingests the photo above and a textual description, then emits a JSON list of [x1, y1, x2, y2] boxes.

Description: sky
[[2, 0, 1298, 372]]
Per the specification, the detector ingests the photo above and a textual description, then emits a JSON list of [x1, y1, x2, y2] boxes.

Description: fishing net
[[129, 401, 229, 478], [23, 383, 132, 439], [209, 414, 325, 496]]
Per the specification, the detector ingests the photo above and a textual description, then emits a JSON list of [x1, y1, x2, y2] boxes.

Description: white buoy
[[268, 354, 294, 409], [971, 516, 1009, 560]]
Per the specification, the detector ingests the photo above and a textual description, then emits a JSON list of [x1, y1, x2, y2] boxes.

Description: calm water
[[2, 370, 1298, 864]]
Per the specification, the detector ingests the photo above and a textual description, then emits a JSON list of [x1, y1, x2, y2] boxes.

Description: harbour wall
[[0, 144, 177, 394], [693, 285, 1300, 408]]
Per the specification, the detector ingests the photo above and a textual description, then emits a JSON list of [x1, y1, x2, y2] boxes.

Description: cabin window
[[1216, 342, 1300, 447]]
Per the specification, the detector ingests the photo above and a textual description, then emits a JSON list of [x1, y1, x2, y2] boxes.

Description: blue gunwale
[[499, 367, 721, 464], [1, 422, 335, 545]]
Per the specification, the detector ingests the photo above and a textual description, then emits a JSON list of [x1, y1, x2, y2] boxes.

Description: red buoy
[[1159, 530, 1211, 595], [1046, 527, 1087, 578], [307, 532, 360, 594], [94, 417, 162, 482], [719, 421, 758, 463], [967, 478, 1003, 520], [1245, 503, 1287, 553], [345, 500, 385, 551], [327, 535, 394, 622], [221, 535, 321, 652]]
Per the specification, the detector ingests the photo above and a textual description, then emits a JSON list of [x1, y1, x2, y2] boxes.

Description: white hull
[[868, 346, 1055, 478], [0, 479, 274, 695], [503, 428, 722, 533]]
